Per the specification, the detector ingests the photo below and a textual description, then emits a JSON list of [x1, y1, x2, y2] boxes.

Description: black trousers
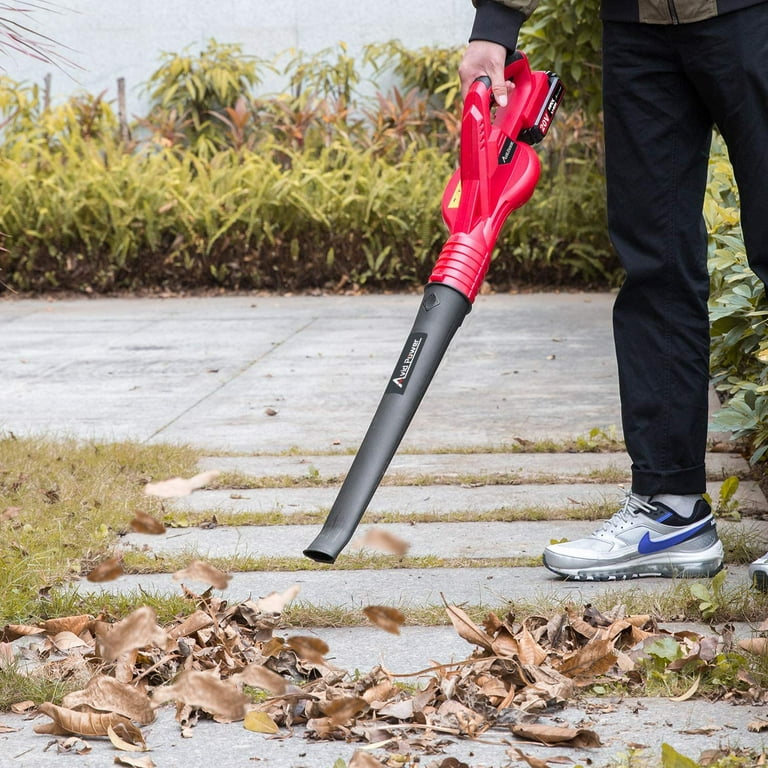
[[603, 6, 768, 496]]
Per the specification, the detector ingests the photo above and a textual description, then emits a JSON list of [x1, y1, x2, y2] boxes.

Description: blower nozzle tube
[[303, 282, 470, 563]]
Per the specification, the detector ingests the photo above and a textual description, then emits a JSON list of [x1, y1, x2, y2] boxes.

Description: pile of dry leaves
[[2, 562, 767, 766]]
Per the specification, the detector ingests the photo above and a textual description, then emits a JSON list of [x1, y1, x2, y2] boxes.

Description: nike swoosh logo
[[637, 520, 712, 555]]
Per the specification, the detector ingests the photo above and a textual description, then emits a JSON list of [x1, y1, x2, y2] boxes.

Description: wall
[[3, 0, 476, 113]]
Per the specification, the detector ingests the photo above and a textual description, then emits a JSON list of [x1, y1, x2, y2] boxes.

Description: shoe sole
[[543, 548, 724, 581]]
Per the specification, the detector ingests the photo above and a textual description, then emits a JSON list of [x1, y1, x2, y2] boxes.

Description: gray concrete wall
[[3, 0, 476, 114]]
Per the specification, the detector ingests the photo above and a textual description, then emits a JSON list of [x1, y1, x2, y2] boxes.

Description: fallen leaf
[[87, 556, 124, 583], [287, 635, 329, 664], [11, 701, 35, 714], [355, 528, 410, 556], [0, 507, 21, 522], [0, 723, 19, 733], [363, 606, 405, 635], [244, 710, 279, 734], [63, 675, 155, 725], [322, 696, 368, 726], [152, 669, 247, 722], [56, 736, 92, 755], [255, 584, 301, 613], [505, 749, 551, 768], [556, 637, 617, 681], [444, 602, 493, 651], [108, 724, 147, 752], [166, 610, 215, 640], [114, 756, 156, 768], [50, 630, 91, 652], [349, 751, 387, 768], [41, 615, 92, 636], [98, 606, 170, 662], [510, 723, 602, 747], [669, 673, 701, 702], [232, 664, 288, 695], [172, 560, 231, 590], [748, 719, 768, 732], [129, 510, 166, 535], [144, 470, 220, 498], [35, 702, 133, 737], [738, 637, 768, 655]]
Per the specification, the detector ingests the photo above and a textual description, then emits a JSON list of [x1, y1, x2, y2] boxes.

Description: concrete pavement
[[2, 292, 768, 767]]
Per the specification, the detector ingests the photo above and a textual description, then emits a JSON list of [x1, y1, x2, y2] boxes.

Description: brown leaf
[[50, 630, 91, 652], [152, 669, 247, 722], [87, 556, 124, 583], [144, 470, 220, 498], [0, 507, 21, 522], [444, 603, 493, 651], [254, 583, 301, 613], [63, 675, 155, 725], [287, 635, 329, 664], [166, 610, 215, 640], [349, 751, 387, 768], [41, 615, 92, 637], [231, 664, 288, 695], [322, 696, 368, 726], [108, 723, 147, 752], [556, 637, 617, 681], [516, 624, 548, 666], [172, 560, 230, 590], [2, 624, 43, 642], [114, 757, 156, 768], [35, 702, 133, 737], [11, 700, 36, 714], [129, 510, 166, 535], [98, 606, 170, 662], [747, 719, 768, 732], [505, 749, 551, 768], [738, 637, 768, 655], [355, 527, 410, 555], [363, 605, 405, 635], [510, 722, 602, 747]]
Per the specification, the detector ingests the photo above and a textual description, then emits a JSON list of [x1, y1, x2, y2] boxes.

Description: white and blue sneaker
[[542, 492, 723, 581], [749, 553, 768, 591]]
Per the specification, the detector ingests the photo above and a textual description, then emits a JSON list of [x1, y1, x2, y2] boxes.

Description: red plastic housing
[[430, 52, 560, 303]]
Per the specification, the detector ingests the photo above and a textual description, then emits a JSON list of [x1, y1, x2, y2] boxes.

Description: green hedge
[[0, 39, 616, 294]]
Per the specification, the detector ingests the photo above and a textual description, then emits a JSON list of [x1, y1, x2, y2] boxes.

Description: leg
[[603, 21, 713, 496]]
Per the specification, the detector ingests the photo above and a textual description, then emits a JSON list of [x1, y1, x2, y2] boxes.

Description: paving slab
[[198, 451, 751, 482], [161, 480, 768, 516], [1, 695, 765, 767], [121, 518, 768, 561], [1, 293, 622, 450], [75, 565, 756, 609]]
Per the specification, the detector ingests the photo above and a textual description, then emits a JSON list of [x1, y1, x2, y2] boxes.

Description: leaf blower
[[303, 52, 564, 563]]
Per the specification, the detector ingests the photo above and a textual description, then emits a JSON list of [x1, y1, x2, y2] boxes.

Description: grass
[[0, 435, 200, 623], [1, 433, 767, 628]]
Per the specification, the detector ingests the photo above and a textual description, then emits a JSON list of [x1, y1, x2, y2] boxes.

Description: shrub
[[0, 39, 616, 294], [707, 138, 768, 464]]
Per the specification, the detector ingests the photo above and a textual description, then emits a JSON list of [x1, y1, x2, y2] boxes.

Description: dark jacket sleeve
[[469, 0, 539, 51]]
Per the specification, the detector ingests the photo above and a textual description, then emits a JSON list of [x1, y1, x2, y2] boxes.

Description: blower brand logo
[[386, 333, 427, 394]]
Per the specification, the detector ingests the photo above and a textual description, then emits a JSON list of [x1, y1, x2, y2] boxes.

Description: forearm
[[469, 0, 539, 50]]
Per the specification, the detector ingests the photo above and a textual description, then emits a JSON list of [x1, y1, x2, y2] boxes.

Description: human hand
[[458, 40, 512, 106]]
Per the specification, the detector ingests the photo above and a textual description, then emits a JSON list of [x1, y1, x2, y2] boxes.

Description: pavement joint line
[[144, 315, 319, 443]]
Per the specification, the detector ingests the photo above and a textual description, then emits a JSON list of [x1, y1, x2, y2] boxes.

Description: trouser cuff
[[631, 464, 707, 496]]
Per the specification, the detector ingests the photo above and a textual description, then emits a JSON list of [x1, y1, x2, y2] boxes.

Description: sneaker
[[749, 553, 768, 591], [542, 492, 723, 581]]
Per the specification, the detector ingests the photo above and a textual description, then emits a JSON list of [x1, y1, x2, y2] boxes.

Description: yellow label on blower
[[447, 180, 462, 209]]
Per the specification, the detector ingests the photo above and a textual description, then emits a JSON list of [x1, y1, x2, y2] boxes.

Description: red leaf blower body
[[304, 52, 564, 563]]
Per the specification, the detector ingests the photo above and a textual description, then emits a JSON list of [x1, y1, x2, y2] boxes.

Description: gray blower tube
[[303, 282, 471, 563]]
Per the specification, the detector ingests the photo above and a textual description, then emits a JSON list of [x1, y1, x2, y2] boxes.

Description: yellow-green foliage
[[707, 138, 768, 464], [0, 40, 615, 294]]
